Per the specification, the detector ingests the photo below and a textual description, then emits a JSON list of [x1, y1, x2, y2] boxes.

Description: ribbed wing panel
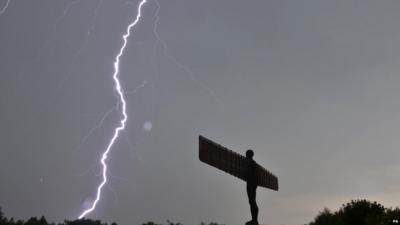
[[199, 136, 278, 191]]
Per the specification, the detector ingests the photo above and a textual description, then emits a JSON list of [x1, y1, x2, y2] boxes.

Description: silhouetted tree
[[166, 220, 182, 225], [63, 219, 106, 225], [25, 216, 50, 225], [308, 208, 341, 225], [0, 208, 4, 225], [342, 200, 385, 225], [385, 207, 400, 225], [307, 199, 399, 225], [142, 222, 162, 225]]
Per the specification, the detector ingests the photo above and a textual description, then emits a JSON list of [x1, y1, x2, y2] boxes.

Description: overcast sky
[[1, 1, 400, 225]]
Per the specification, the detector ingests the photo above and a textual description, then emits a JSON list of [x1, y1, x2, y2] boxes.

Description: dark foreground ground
[[1, 200, 399, 225]]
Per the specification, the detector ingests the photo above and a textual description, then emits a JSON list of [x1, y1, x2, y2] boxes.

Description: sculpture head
[[246, 149, 254, 159]]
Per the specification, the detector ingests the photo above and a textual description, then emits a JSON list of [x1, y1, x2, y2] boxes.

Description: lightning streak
[[54, 0, 103, 92], [78, 0, 148, 218], [74, 105, 116, 154], [0, 0, 11, 16], [75, 80, 147, 154], [153, 0, 221, 105]]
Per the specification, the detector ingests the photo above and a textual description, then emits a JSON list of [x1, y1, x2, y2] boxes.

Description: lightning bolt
[[78, 0, 148, 219], [0, 0, 11, 16]]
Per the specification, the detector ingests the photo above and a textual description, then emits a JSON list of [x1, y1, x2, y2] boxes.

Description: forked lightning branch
[[78, 0, 148, 219]]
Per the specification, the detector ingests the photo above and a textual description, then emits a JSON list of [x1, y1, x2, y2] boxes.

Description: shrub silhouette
[[307, 199, 400, 225]]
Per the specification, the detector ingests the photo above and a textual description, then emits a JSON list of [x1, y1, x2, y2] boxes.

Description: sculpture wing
[[199, 135, 278, 191]]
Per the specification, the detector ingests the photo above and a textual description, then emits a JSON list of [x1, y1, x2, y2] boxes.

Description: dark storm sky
[[1, 1, 400, 225]]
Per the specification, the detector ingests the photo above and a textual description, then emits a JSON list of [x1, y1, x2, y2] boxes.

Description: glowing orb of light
[[143, 121, 152, 132]]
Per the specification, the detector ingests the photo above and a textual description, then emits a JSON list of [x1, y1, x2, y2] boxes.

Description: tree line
[[0, 208, 223, 225], [306, 199, 400, 225], [2, 199, 399, 225]]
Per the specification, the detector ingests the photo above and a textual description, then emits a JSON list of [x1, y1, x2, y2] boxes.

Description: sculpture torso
[[246, 158, 257, 188]]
